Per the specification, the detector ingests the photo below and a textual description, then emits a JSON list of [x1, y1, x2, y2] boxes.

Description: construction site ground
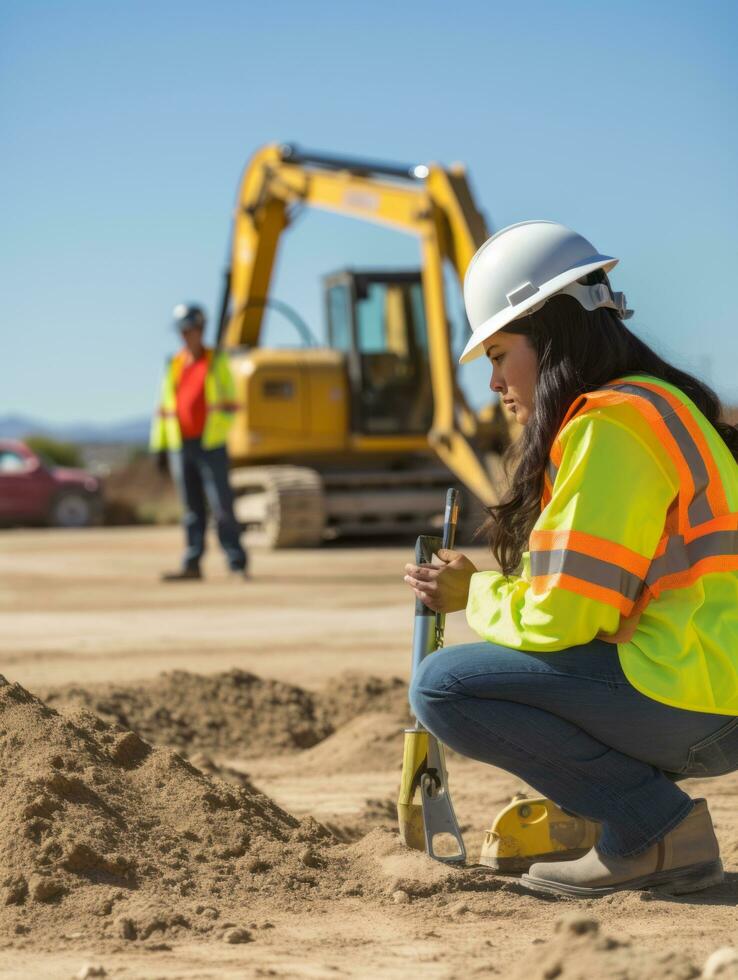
[[1, 526, 737, 980]]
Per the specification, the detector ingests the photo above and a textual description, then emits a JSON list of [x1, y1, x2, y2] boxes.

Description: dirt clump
[[0, 675, 355, 943], [509, 913, 701, 980], [340, 828, 502, 901]]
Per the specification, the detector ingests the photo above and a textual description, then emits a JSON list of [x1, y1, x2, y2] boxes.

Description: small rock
[[554, 914, 599, 937], [3, 874, 28, 906], [116, 916, 137, 940], [392, 890, 410, 905], [76, 965, 107, 979], [29, 875, 66, 903], [195, 905, 220, 920], [448, 900, 469, 917], [224, 927, 253, 944], [298, 847, 320, 868], [703, 947, 738, 979]]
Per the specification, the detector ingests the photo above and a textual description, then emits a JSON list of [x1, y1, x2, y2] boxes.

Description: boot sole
[[479, 848, 590, 875], [520, 858, 724, 898]]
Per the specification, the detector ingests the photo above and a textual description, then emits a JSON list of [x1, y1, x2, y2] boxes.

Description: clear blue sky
[[3, 0, 737, 424]]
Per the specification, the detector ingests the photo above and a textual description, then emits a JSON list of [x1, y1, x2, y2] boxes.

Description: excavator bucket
[[478, 797, 601, 874], [397, 728, 429, 851]]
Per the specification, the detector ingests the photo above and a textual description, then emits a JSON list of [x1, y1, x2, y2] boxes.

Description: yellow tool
[[397, 489, 466, 864], [478, 797, 601, 873]]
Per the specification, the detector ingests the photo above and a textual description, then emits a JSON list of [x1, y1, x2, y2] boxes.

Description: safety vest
[[538, 376, 738, 626], [465, 373, 738, 714], [149, 348, 238, 452]]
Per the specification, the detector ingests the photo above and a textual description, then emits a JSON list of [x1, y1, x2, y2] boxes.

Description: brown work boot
[[521, 799, 723, 897]]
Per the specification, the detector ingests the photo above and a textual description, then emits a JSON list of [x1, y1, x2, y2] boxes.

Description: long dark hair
[[486, 273, 738, 575]]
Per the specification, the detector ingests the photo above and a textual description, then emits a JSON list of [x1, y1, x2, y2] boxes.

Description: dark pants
[[410, 639, 738, 857], [168, 440, 247, 571]]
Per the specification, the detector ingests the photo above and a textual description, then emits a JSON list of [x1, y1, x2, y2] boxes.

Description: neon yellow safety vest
[[149, 348, 238, 453], [466, 374, 738, 715]]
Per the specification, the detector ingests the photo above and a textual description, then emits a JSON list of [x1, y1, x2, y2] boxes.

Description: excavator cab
[[324, 270, 433, 437]]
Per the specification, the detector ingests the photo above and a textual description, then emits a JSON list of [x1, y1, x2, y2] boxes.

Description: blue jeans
[[410, 639, 738, 857], [168, 440, 247, 571]]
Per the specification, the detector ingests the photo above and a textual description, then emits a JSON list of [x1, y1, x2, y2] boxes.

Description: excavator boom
[[217, 143, 505, 539]]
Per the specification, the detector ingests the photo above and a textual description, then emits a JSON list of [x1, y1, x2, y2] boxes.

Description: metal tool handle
[[441, 487, 460, 552], [410, 489, 462, 695], [435, 488, 460, 646]]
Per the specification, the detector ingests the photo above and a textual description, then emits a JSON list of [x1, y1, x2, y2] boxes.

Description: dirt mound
[[44, 670, 409, 760], [509, 913, 700, 980], [0, 676, 353, 943], [297, 711, 408, 775], [320, 672, 408, 728], [341, 827, 503, 900], [43, 670, 333, 756]]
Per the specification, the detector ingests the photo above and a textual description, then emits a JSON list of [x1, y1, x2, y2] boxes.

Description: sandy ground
[[0, 526, 737, 980]]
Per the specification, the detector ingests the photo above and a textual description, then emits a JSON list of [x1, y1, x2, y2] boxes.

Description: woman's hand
[[403, 549, 479, 613]]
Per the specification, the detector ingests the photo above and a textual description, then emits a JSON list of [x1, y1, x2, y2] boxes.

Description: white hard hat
[[460, 220, 633, 364]]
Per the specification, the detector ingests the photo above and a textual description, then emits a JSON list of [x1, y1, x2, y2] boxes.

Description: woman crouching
[[404, 221, 738, 897]]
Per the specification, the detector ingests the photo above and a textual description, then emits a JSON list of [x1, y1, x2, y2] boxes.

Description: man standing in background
[[150, 304, 248, 581]]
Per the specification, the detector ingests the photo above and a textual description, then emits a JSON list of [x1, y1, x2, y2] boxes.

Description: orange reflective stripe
[[651, 556, 738, 595], [615, 379, 728, 519], [647, 528, 738, 594], [562, 387, 697, 533], [603, 382, 716, 529], [530, 528, 651, 579], [530, 549, 643, 605], [538, 377, 738, 624], [531, 572, 636, 617]]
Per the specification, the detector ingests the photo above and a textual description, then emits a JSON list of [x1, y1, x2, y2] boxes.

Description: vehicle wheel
[[49, 491, 95, 528]]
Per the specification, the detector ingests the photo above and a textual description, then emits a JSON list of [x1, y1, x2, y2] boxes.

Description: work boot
[[161, 566, 202, 582], [228, 567, 250, 581], [521, 799, 723, 897]]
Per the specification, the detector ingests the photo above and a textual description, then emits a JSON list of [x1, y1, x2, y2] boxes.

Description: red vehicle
[[0, 440, 103, 528]]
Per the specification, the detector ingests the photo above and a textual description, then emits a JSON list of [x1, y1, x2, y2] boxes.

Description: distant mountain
[[0, 414, 150, 444]]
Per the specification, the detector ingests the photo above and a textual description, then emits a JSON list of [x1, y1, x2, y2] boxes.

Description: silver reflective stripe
[[646, 530, 738, 586], [604, 383, 713, 526], [530, 549, 644, 603], [546, 459, 558, 487]]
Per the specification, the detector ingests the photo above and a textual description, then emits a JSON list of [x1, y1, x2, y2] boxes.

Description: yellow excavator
[[215, 143, 516, 546]]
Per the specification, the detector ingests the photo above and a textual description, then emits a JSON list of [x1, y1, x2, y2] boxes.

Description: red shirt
[[175, 352, 209, 440]]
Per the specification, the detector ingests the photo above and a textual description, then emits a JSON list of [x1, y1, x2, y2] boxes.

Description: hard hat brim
[[459, 254, 618, 364]]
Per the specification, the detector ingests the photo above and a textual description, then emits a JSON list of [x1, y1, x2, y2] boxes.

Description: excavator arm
[[218, 142, 498, 507]]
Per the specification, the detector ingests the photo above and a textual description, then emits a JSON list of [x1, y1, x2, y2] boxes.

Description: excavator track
[[230, 466, 326, 548], [230, 464, 486, 548]]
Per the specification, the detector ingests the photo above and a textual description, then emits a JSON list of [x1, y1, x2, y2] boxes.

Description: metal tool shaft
[[404, 488, 466, 865]]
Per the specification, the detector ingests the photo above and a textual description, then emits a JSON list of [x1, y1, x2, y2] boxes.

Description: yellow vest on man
[[149, 348, 238, 453], [466, 374, 738, 715]]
